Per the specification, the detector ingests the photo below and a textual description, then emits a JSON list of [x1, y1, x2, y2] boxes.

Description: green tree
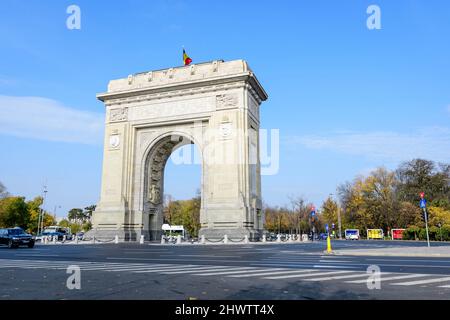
[[396, 159, 449, 208], [321, 196, 339, 227], [59, 219, 71, 229], [26, 196, 44, 233], [68, 208, 84, 223], [163, 191, 201, 238], [83, 205, 96, 221], [428, 206, 450, 228], [397, 201, 422, 228], [0, 197, 29, 229]]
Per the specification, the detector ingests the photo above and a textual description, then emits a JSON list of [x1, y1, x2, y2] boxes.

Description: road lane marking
[[194, 267, 265, 276], [312, 265, 358, 269], [159, 266, 232, 274], [229, 269, 319, 278], [132, 265, 205, 273], [81, 265, 170, 271], [15, 254, 60, 257], [192, 268, 284, 276], [346, 274, 428, 283], [178, 255, 242, 258], [264, 270, 351, 280], [303, 272, 392, 281], [391, 276, 450, 286], [318, 260, 351, 263], [365, 258, 450, 263], [255, 260, 450, 270]]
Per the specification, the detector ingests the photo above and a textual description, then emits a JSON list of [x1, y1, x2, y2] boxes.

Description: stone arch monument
[[89, 60, 268, 241]]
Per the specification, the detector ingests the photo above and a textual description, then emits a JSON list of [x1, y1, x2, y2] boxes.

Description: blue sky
[[1, 0, 449, 218]]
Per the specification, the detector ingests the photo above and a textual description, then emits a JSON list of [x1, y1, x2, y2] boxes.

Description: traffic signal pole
[[420, 192, 430, 248], [423, 207, 430, 248]]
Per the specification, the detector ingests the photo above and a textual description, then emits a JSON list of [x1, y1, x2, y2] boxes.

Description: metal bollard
[[277, 234, 281, 243], [44, 236, 48, 244], [176, 235, 181, 244], [288, 234, 293, 242], [114, 235, 119, 244], [140, 235, 145, 244], [75, 236, 79, 244], [52, 236, 56, 244], [223, 234, 228, 244], [93, 237, 96, 244], [297, 234, 302, 242], [262, 234, 266, 243], [161, 235, 165, 244], [201, 235, 205, 244], [244, 235, 249, 244], [63, 235, 66, 243]]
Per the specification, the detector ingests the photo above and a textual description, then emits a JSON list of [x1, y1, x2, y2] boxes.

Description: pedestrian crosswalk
[[1, 258, 450, 290]]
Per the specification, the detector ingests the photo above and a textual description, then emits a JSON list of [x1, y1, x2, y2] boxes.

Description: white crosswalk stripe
[[228, 269, 319, 278], [132, 265, 200, 273], [1, 259, 450, 289], [160, 266, 232, 274], [346, 274, 427, 283], [391, 276, 450, 286], [303, 272, 392, 282], [164, 266, 250, 274], [194, 267, 266, 276], [264, 270, 351, 280]]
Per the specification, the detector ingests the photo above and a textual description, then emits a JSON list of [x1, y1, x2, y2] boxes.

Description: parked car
[[0, 227, 35, 248]]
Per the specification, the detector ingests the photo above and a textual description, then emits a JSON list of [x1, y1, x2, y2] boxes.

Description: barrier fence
[[36, 233, 313, 245]]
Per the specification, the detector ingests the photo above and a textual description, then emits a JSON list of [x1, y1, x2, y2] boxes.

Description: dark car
[[0, 227, 35, 248]]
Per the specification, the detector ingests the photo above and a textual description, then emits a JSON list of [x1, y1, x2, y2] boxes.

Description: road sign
[[325, 224, 329, 232], [420, 198, 427, 209]]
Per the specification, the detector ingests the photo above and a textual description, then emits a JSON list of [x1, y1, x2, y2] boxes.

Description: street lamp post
[[37, 185, 47, 235]]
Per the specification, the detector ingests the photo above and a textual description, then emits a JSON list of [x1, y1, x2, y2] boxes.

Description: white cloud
[[287, 127, 450, 163], [0, 95, 104, 145]]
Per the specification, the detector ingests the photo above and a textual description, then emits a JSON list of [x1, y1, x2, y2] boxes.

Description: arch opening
[[143, 134, 202, 240]]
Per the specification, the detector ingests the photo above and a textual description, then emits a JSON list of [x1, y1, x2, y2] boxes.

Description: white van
[[345, 229, 360, 240]]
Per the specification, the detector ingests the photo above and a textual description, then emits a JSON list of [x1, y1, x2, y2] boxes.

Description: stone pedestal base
[[85, 229, 163, 242], [199, 228, 262, 241]]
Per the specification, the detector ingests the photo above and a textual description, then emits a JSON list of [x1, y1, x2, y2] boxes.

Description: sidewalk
[[333, 246, 450, 258]]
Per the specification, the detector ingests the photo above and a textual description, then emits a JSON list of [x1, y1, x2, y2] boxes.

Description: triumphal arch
[[89, 60, 268, 241]]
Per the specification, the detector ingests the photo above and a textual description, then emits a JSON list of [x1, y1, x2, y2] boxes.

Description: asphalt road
[[1, 239, 450, 300]]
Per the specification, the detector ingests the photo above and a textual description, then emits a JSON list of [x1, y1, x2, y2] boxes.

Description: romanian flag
[[183, 49, 192, 66]]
